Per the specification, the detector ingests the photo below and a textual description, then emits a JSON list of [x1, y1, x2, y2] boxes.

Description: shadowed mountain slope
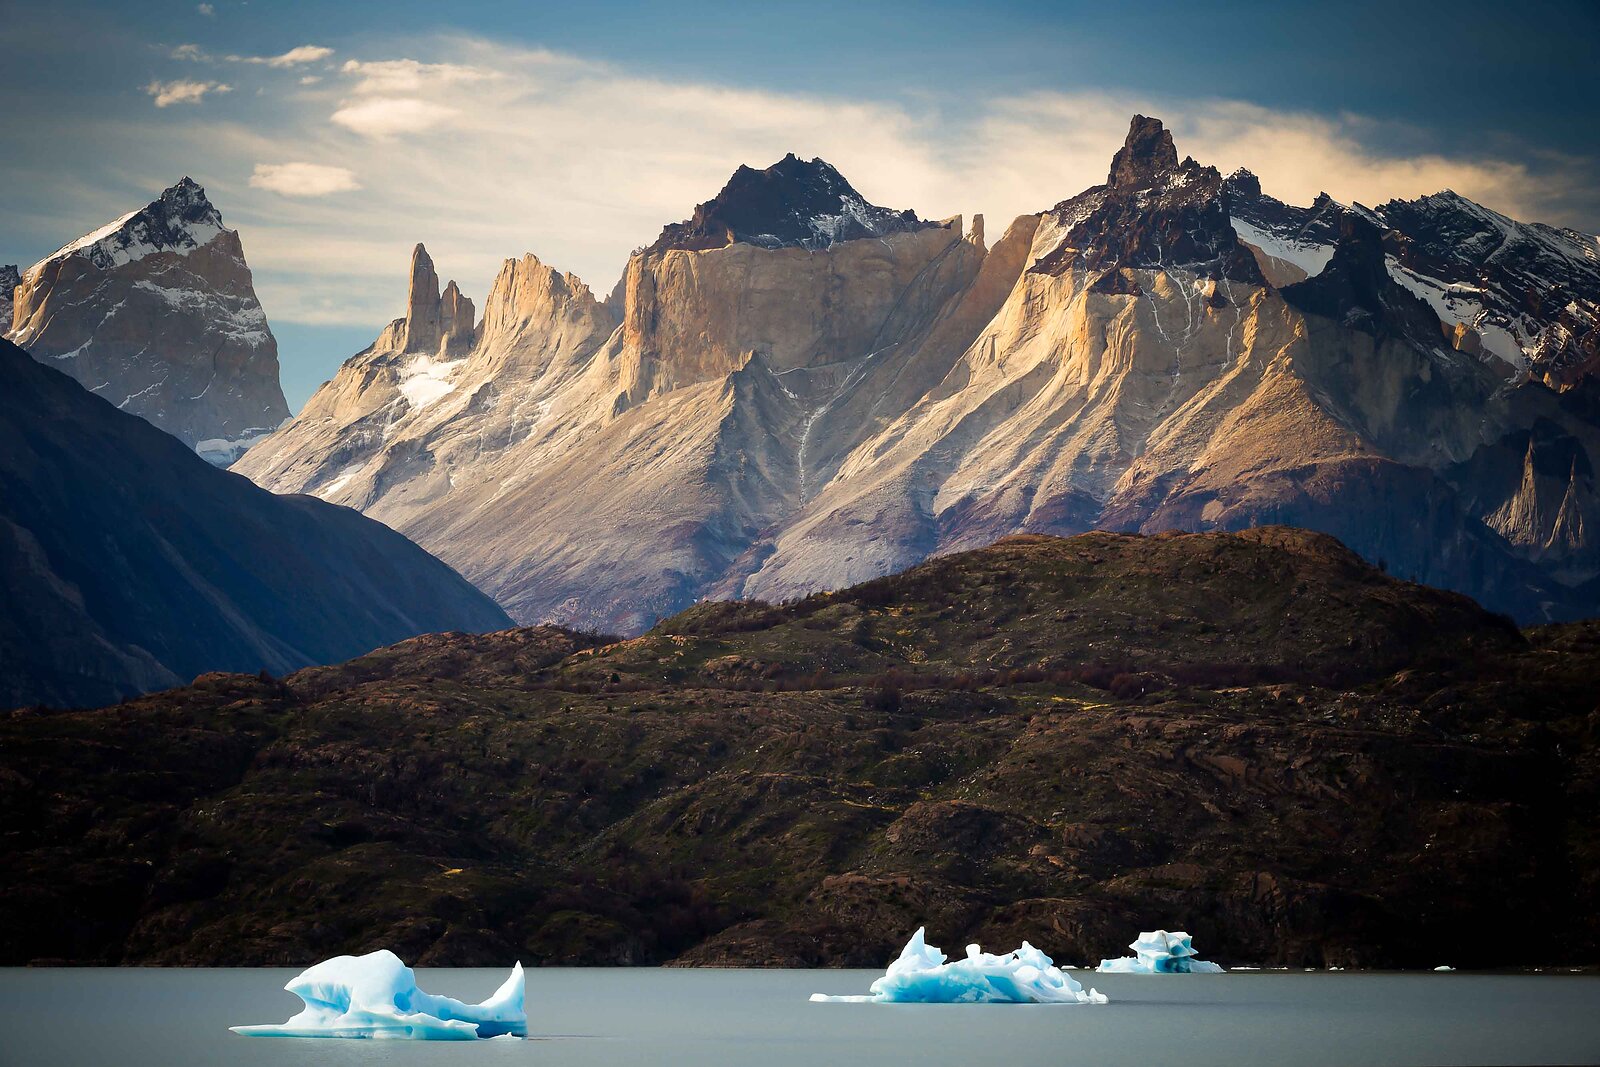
[[0, 338, 512, 710]]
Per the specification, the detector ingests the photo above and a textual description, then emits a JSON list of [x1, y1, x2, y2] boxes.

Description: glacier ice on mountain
[[810, 927, 1108, 1004], [230, 950, 526, 1039], [1097, 930, 1224, 973]]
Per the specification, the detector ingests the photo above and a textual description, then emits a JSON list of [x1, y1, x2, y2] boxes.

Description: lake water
[[2, 968, 1597, 1066]]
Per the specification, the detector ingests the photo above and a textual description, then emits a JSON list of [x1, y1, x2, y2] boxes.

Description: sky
[[2, 0, 1597, 410]]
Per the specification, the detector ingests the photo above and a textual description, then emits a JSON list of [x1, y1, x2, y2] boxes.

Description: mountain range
[[229, 117, 1600, 630]]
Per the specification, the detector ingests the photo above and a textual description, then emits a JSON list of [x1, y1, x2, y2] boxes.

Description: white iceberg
[[231, 949, 526, 1039], [810, 927, 1107, 1004], [1097, 930, 1224, 974]]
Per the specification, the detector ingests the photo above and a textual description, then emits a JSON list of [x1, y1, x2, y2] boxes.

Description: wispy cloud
[[144, 79, 231, 107], [340, 58, 494, 94], [197, 3, 214, 16], [170, 43, 207, 61], [329, 97, 458, 138], [228, 45, 334, 68], [249, 162, 361, 197]]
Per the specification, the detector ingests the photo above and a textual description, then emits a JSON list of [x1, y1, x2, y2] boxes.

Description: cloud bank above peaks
[[80, 35, 1597, 340]]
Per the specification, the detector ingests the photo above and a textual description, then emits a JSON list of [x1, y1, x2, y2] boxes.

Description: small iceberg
[[231, 949, 526, 1039], [810, 927, 1107, 1004], [1097, 930, 1224, 974]]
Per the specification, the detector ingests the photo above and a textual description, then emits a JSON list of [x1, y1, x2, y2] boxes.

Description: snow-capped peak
[[29, 177, 228, 278]]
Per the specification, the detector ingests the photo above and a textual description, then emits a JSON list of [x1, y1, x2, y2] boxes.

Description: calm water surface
[[2, 968, 1597, 1067]]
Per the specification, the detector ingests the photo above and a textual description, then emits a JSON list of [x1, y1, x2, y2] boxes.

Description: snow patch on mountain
[[1230, 217, 1334, 281], [398, 352, 464, 411], [1384, 258, 1529, 370], [196, 423, 284, 466], [316, 462, 367, 500]]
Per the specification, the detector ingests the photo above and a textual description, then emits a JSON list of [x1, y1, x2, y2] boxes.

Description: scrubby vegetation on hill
[[2, 529, 1594, 969]]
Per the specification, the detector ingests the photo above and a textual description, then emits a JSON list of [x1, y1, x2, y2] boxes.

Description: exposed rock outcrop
[[7, 179, 289, 464], [440, 280, 475, 354]]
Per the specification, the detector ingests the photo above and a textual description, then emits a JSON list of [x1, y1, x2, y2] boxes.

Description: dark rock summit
[[1107, 114, 1180, 189], [65, 177, 221, 269], [648, 153, 941, 253], [1033, 115, 1263, 284], [0, 337, 511, 711]]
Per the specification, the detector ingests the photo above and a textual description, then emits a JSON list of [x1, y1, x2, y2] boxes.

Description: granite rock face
[[7, 179, 289, 464]]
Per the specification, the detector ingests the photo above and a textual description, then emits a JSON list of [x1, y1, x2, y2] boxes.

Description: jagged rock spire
[[400, 243, 441, 352], [440, 280, 475, 352], [393, 244, 475, 355], [1108, 115, 1179, 189]]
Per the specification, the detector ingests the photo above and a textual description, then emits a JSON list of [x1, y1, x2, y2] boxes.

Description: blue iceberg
[[231, 949, 526, 1039], [810, 927, 1108, 1004], [1097, 930, 1224, 973]]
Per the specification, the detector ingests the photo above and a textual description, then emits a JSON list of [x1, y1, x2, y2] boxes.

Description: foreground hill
[[235, 117, 1600, 630], [0, 338, 512, 710], [2, 528, 1595, 969]]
